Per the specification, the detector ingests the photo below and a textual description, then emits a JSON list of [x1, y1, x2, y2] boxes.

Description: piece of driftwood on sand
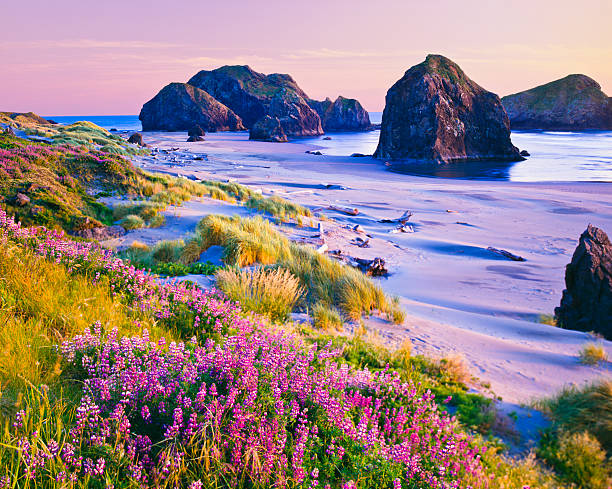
[[380, 210, 413, 224], [326, 205, 359, 216], [487, 247, 526, 262]]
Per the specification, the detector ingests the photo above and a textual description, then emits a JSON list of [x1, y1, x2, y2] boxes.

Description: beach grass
[[216, 267, 304, 322], [578, 342, 608, 365], [311, 303, 343, 330], [185, 214, 404, 321]]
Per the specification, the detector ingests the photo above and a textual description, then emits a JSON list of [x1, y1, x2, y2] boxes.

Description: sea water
[[49, 112, 612, 183]]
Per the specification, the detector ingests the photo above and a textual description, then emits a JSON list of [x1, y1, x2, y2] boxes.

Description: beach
[[106, 130, 612, 404]]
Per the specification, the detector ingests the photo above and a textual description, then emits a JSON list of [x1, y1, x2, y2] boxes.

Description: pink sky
[[2, 0, 611, 115]]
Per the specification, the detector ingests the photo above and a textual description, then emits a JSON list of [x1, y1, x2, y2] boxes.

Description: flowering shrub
[[0, 133, 147, 231], [0, 209, 493, 488]]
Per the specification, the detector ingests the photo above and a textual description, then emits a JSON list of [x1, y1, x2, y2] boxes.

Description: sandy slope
[[123, 131, 612, 404]]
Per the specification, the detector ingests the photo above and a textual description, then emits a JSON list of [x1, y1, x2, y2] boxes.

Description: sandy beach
[[117, 130, 612, 404]]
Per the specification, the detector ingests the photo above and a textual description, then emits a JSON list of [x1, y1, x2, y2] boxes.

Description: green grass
[[152, 261, 220, 277], [0, 228, 581, 489], [183, 214, 404, 321], [245, 195, 312, 221], [0, 242, 162, 411], [537, 429, 610, 489], [538, 314, 557, 326], [536, 380, 612, 453], [120, 214, 145, 230], [311, 303, 343, 330]]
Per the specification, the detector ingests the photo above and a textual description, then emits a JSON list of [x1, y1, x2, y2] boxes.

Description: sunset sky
[[2, 0, 611, 115]]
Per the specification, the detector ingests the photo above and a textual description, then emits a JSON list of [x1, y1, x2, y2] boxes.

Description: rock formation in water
[[127, 133, 146, 146], [501, 75, 612, 130], [374, 54, 522, 164], [187, 65, 322, 137], [249, 115, 288, 142], [555, 225, 612, 339], [187, 124, 205, 142], [308, 96, 371, 131], [139, 83, 245, 132]]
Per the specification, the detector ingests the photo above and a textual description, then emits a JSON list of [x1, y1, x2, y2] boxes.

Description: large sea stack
[[374, 54, 522, 164], [308, 96, 371, 131], [188, 65, 323, 137], [555, 225, 612, 339], [501, 74, 612, 130], [139, 83, 245, 132]]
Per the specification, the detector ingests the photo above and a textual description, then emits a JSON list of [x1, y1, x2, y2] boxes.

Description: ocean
[[49, 113, 612, 183]]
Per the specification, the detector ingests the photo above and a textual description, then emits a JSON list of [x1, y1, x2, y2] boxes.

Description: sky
[[2, 0, 611, 115]]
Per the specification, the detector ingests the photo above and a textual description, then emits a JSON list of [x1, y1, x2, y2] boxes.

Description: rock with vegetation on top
[[249, 115, 288, 142], [188, 65, 323, 137], [0, 111, 52, 125], [308, 96, 371, 131], [127, 133, 146, 146], [139, 82, 245, 132], [501, 74, 612, 130], [374, 54, 522, 164], [555, 225, 612, 339]]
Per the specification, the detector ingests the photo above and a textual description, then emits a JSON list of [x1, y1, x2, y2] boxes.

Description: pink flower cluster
[[0, 209, 492, 488]]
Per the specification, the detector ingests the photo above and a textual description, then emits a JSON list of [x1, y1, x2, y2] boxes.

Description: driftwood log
[[380, 210, 413, 224], [354, 257, 388, 276], [327, 205, 359, 216], [487, 247, 526, 262]]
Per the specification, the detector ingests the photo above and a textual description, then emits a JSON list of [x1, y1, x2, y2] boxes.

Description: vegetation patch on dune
[[183, 214, 403, 322], [0, 133, 309, 236]]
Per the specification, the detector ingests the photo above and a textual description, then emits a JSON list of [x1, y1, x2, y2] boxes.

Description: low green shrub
[[120, 214, 144, 230], [152, 261, 220, 277], [538, 429, 610, 489]]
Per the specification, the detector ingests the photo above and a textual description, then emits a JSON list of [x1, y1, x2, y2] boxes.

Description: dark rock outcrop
[[308, 96, 371, 131], [188, 124, 205, 137], [15, 192, 30, 206], [127, 133, 145, 146], [555, 225, 612, 339], [374, 54, 522, 164], [501, 75, 612, 130], [188, 65, 322, 137], [249, 116, 288, 142], [139, 82, 245, 132], [187, 124, 205, 142]]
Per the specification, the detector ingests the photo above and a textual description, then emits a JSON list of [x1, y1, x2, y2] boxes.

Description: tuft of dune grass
[[216, 267, 304, 322], [578, 342, 608, 365], [311, 303, 343, 330]]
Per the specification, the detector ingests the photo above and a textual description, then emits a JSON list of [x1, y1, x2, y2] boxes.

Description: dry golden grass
[[216, 267, 304, 322], [579, 342, 608, 365], [440, 353, 472, 385]]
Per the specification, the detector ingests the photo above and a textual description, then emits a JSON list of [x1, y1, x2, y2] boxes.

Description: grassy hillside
[[0, 209, 581, 489]]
